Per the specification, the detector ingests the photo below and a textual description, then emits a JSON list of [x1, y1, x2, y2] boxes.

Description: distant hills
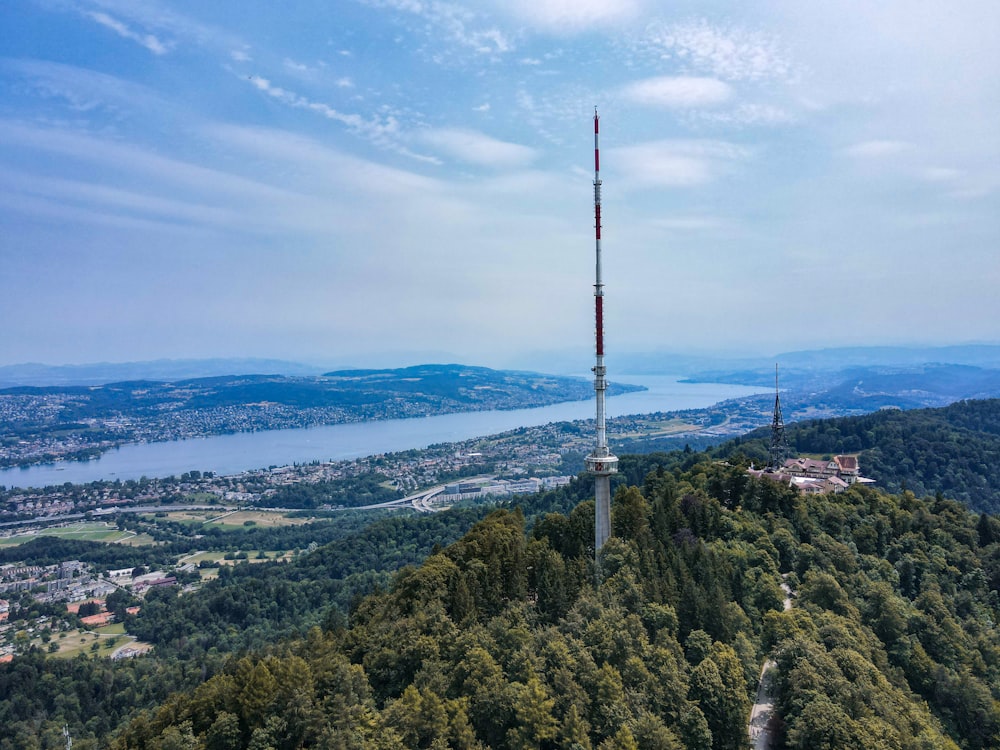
[[615, 343, 1000, 377], [687, 363, 1000, 410], [0, 358, 326, 388], [7, 344, 1000, 387]]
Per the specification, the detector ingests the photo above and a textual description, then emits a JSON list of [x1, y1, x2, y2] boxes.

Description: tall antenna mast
[[769, 363, 787, 470], [585, 107, 618, 555]]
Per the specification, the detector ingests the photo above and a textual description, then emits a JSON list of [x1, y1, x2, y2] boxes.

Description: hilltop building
[[751, 454, 874, 495]]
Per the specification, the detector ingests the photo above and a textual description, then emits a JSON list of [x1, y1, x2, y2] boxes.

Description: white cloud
[[842, 140, 912, 158], [470, 28, 512, 54], [632, 19, 792, 82], [246, 76, 401, 147], [283, 58, 313, 74], [611, 140, 749, 187], [473, 102, 491, 112], [622, 76, 732, 109], [500, 0, 643, 33], [230, 49, 252, 62], [87, 11, 171, 55], [418, 128, 538, 168]]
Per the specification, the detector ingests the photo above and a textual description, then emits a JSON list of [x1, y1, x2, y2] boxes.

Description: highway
[[352, 475, 496, 513]]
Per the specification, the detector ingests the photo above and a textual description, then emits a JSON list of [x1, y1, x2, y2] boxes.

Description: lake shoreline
[[0, 377, 765, 489]]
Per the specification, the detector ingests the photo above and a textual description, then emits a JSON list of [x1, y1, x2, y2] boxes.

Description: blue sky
[[1, 1, 998, 371]]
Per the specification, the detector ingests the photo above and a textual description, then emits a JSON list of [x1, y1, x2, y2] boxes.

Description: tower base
[[595, 474, 611, 551]]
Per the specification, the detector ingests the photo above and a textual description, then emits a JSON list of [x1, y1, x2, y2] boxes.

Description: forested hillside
[[51, 454, 996, 750], [719, 398, 1000, 511]]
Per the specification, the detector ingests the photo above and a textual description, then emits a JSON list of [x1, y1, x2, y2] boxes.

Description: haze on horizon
[[1, 1, 998, 372]]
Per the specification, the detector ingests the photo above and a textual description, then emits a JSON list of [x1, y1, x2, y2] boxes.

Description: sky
[[1, 1, 998, 372]]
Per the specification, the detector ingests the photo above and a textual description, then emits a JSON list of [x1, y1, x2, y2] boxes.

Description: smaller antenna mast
[[769, 363, 787, 470]]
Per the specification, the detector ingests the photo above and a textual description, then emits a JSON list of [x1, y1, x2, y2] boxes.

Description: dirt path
[[748, 579, 793, 749]]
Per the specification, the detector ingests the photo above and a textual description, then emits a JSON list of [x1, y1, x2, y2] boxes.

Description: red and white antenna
[[586, 107, 618, 555]]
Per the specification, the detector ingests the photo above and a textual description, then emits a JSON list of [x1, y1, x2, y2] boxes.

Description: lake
[[0, 376, 764, 488]]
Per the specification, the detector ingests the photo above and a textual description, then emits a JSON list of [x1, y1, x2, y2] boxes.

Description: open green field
[[179, 549, 292, 575], [179, 550, 228, 564], [139, 509, 217, 523], [216, 551, 293, 564], [205, 510, 315, 530], [618, 416, 702, 439], [46, 622, 130, 659], [116, 532, 158, 546], [0, 522, 131, 548]]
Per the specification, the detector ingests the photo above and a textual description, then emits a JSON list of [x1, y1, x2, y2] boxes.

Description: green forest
[[5, 401, 1000, 749], [5, 455, 1000, 748]]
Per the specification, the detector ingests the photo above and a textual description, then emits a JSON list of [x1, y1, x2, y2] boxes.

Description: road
[[748, 579, 794, 749], [351, 475, 495, 513]]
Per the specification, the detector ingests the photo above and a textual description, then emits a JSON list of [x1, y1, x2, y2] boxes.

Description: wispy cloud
[[360, 0, 512, 55], [246, 75, 401, 148], [75, 0, 245, 53], [611, 140, 749, 187], [0, 119, 445, 238], [0, 167, 240, 230], [87, 11, 171, 55], [622, 75, 732, 109], [2, 59, 177, 119], [501, 0, 643, 33], [631, 19, 792, 82], [842, 140, 912, 158], [205, 123, 444, 197], [0, 119, 293, 205], [418, 128, 538, 168]]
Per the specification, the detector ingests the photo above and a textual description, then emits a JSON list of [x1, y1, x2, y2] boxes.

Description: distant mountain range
[[7, 344, 1000, 387], [0, 358, 327, 388], [616, 343, 1000, 376], [683, 362, 1000, 410]]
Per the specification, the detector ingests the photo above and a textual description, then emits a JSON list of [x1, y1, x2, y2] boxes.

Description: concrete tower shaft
[[585, 108, 618, 554]]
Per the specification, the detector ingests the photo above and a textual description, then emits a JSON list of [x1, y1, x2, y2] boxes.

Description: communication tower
[[584, 108, 618, 554]]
